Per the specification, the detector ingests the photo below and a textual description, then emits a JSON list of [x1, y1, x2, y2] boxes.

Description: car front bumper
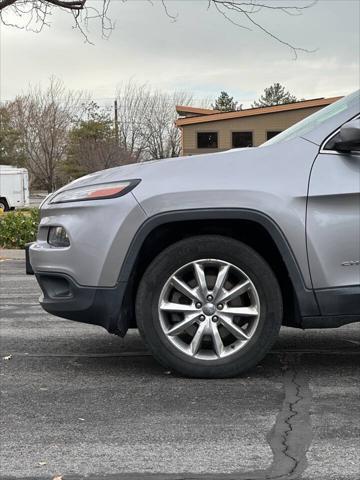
[[35, 271, 130, 335], [29, 192, 147, 334]]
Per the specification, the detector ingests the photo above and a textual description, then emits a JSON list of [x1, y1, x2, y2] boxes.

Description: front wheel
[[136, 235, 282, 378]]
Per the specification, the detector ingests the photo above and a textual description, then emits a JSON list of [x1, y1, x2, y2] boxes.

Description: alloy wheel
[[158, 259, 260, 360]]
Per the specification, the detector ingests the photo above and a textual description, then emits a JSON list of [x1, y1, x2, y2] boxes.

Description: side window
[[197, 132, 218, 149], [267, 131, 282, 141], [232, 132, 253, 148]]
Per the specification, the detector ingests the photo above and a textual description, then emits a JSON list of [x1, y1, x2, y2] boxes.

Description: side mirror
[[333, 119, 360, 152]]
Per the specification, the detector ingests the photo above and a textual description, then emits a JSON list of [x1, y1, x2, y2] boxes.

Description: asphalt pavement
[[0, 258, 359, 480]]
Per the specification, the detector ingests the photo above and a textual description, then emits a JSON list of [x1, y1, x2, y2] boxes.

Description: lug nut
[[196, 302, 202, 309], [217, 304, 224, 310], [199, 315, 205, 321], [207, 295, 213, 301], [212, 316, 218, 322]]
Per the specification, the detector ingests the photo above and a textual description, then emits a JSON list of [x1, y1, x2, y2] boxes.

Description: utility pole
[[114, 99, 119, 146]]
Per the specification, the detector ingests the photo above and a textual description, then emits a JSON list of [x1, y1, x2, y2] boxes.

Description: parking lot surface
[[0, 258, 359, 480]]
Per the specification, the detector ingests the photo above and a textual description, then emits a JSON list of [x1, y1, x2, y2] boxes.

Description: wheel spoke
[[219, 314, 250, 340], [171, 276, 200, 302], [160, 301, 197, 313], [212, 264, 230, 300], [210, 322, 224, 357], [167, 313, 199, 336], [223, 305, 258, 317], [194, 263, 208, 298], [217, 280, 251, 303], [190, 321, 206, 355]]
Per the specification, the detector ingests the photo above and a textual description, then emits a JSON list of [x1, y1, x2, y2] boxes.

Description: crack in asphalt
[[282, 371, 304, 475], [264, 353, 313, 480], [271, 374, 304, 477]]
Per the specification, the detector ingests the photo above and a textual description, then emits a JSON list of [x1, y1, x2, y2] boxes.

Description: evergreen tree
[[212, 91, 238, 112], [64, 102, 127, 180], [252, 83, 298, 107]]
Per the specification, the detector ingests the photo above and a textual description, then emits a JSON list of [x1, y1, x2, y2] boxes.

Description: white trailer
[[0, 165, 30, 211]]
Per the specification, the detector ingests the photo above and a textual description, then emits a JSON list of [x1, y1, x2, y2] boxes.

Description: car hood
[[53, 137, 318, 213], [57, 147, 258, 190]]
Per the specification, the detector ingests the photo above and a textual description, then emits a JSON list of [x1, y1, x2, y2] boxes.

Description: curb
[[0, 249, 25, 260]]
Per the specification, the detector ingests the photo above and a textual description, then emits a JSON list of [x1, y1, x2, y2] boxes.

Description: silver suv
[[29, 91, 360, 378]]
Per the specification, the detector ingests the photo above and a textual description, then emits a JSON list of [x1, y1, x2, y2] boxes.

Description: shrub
[[0, 209, 40, 249]]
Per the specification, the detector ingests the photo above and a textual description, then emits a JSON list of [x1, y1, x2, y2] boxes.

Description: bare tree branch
[[115, 81, 193, 161], [6, 78, 87, 191], [210, 0, 317, 59], [0, 0, 113, 39], [160, 0, 178, 22], [0, 0, 316, 56], [0, 0, 85, 10], [0, 0, 17, 9], [45, 0, 85, 9]]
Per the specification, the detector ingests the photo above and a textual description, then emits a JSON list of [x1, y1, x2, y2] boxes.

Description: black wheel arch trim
[[117, 208, 320, 317]]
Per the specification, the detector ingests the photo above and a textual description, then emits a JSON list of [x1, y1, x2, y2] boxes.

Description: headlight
[[49, 180, 141, 204], [48, 226, 70, 247]]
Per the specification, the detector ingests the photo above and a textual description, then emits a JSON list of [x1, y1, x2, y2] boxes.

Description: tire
[[136, 235, 282, 378], [0, 199, 9, 212]]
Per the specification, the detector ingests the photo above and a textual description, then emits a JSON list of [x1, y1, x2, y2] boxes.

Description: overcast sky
[[1, 0, 359, 107]]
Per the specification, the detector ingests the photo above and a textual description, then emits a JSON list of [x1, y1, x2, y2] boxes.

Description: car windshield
[[261, 90, 359, 147]]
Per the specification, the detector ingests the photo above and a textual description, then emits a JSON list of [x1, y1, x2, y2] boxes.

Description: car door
[[306, 125, 360, 315]]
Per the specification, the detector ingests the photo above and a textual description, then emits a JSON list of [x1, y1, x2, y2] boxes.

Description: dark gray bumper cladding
[[25, 242, 34, 275], [35, 272, 129, 336]]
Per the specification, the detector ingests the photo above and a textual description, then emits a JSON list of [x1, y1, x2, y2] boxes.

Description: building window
[[267, 131, 282, 140], [197, 132, 218, 149], [232, 132, 253, 148]]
